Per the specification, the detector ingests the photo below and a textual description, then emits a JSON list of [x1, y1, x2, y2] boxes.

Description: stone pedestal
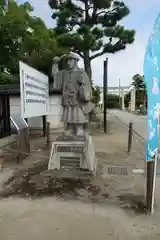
[[48, 134, 97, 176]]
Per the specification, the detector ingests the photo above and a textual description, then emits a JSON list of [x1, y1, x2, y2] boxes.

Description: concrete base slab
[[44, 169, 94, 181]]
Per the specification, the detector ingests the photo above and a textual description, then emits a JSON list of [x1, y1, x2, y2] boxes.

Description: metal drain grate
[[107, 166, 129, 176]]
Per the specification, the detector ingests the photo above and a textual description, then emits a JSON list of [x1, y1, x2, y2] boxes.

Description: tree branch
[[96, 11, 106, 16], [84, 1, 89, 23], [90, 38, 112, 60], [88, 5, 94, 11], [75, 51, 84, 59], [71, 47, 84, 58], [96, 8, 117, 17], [92, 7, 97, 19], [90, 50, 104, 60]]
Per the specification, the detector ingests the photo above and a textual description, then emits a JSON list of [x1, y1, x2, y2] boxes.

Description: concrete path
[[1, 198, 160, 240], [108, 110, 160, 176], [1, 113, 160, 239], [109, 109, 147, 139]]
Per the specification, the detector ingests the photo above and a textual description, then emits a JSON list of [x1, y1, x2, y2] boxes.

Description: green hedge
[[0, 72, 19, 85]]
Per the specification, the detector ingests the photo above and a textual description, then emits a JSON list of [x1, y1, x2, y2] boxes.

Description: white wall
[[10, 95, 62, 129]]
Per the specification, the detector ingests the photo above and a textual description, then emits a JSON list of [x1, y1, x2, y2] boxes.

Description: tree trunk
[[83, 51, 92, 80], [83, 51, 93, 121]]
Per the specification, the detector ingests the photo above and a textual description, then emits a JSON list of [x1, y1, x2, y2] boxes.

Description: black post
[[128, 121, 133, 153], [103, 57, 108, 133], [42, 115, 47, 137], [46, 122, 50, 146], [6, 95, 11, 136], [146, 161, 155, 213]]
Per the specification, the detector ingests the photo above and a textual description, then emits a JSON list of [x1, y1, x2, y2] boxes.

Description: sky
[[18, 0, 160, 87]]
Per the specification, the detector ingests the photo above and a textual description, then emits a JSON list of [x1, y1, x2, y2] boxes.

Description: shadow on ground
[[0, 158, 147, 215]]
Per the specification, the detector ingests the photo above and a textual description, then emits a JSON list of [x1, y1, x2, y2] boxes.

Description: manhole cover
[[106, 165, 133, 176]]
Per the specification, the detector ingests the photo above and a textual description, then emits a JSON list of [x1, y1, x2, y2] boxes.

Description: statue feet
[[65, 129, 73, 137], [64, 126, 74, 137], [64, 124, 85, 139], [76, 125, 84, 137]]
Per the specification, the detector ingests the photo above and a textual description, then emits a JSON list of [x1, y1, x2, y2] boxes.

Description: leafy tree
[[92, 85, 101, 106], [0, 72, 19, 84], [132, 73, 147, 112], [21, 18, 66, 77], [124, 92, 130, 108], [0, 0, 67, 83], [106, 94, 120, 108], [49, 0, 135, 79], [132, 74, 145, 89], [0, 0, 33, 74]]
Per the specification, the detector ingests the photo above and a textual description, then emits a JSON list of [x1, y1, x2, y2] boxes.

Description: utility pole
[[103, 57, 108, 133]]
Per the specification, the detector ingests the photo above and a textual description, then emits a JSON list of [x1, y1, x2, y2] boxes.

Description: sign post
[[19, 61, 49, 136]]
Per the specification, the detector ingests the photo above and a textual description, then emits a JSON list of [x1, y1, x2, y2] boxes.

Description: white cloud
[[79, 32, 148, 87]]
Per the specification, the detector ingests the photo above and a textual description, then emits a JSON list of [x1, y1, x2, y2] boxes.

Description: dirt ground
[[0, 114, 160, 240]]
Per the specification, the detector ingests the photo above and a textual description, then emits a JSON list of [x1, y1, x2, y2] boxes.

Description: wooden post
[[42, 115, 47, 137], [146, 161, 155, 213], [46, 122, 50, 146], [128, 121, 133, 153], [146, 150, 157, 215], [25, 127, 30, 153], [103, 57, 108, 133]]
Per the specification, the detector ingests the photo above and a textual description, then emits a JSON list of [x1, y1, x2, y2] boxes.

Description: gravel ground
[[0, 115, 160, 239]]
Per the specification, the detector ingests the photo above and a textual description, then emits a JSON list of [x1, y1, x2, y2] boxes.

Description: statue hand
[[53, 56, 60, 62]]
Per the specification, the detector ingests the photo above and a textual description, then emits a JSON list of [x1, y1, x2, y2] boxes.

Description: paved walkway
[[1, 114, 160, 239], [109, 109, 147, 139]]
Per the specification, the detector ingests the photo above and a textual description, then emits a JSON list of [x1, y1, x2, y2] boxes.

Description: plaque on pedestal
[[48, 134, 97, 175]]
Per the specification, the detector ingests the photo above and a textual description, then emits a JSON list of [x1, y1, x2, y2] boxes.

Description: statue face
[[67, 58, 77, 69]]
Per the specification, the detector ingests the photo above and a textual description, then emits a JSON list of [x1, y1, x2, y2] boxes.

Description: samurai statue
[[53, 52, 92, 138]]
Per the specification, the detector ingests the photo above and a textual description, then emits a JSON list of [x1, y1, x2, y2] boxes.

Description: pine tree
[[49, 0, 135, 79]]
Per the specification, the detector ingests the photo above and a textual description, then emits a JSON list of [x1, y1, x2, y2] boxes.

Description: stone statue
[[53, 52, 92, 138]]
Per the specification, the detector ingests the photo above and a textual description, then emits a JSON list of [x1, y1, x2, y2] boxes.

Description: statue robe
[[53, 68, 92, 127]]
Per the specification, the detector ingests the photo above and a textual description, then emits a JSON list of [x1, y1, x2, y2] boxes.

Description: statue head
[[66, 52, 79, 69]]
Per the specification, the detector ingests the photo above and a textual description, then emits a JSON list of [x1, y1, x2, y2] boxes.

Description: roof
[[0, 84, 20, 95], [0, 84, 61, 96]]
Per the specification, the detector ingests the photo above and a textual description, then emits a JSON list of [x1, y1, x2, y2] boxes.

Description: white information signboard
[[19, 61, 49, 118]]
